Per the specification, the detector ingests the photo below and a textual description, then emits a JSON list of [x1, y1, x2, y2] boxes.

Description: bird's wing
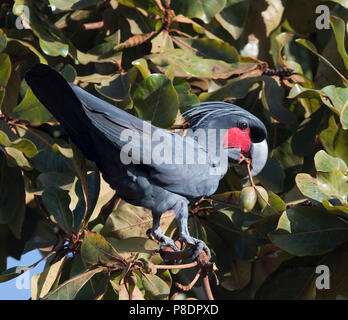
[[71, 85, 219, 198]]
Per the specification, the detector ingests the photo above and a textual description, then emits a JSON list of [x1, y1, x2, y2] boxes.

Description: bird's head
[[182, 102, 268, 176]]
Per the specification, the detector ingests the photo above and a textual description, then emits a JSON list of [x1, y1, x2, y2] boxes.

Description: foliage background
[[0, 0, 347, 300]]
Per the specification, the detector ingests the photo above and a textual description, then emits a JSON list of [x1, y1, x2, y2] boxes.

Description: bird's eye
[[238, 122, 248, 130]]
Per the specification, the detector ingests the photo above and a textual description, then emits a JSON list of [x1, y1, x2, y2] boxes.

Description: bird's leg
[[173, 200, 211, 260], [147, 211, 180, 251]]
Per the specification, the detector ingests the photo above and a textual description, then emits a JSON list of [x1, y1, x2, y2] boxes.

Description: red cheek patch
[[222, 127, 251, 154]]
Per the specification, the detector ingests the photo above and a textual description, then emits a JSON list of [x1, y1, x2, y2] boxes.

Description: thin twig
[[82, 21, 104, 30], [155, 261, 197, 269], [202, 275, 214, 300], [175, 271, 201, 291], [245, 159, 280, 215], [158, 243, 215, 300]]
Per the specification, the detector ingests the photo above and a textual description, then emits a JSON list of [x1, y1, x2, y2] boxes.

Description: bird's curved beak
[[229, 139, 268, 177], [248, 139, 268, 176]]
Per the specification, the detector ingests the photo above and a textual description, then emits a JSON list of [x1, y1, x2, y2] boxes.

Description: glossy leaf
[[330, 16, 348, 71], [142, 273, 170, 300], [147, 49, 258, 79], [101, 200, 174, 239], [261, 0, 284, 36], [31, 257, 66, 300], [0, 153, 25, 238], [10, 88, 52, 125], [42, 187, 74, 234], [80, 230, 121, 267], [42, 268, 104, 300], [215, 0, 249, 40], [171, 0, 226, 24], [269, 206, 348, 256], [0, 130, 37, 158], [133, 74, 179, 128]]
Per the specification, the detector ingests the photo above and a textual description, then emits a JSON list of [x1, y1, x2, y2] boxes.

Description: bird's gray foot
[[180, 235, 211, 260], [146, 228, 180, 251]]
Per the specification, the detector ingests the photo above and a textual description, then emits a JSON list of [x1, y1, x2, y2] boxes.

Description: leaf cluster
[[0, 0, 347, 300]]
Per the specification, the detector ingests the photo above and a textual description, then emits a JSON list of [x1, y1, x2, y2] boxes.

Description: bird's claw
[[180, 235, 211, 261], [147, 229, 211, 260], [147, 228, 180, 252]]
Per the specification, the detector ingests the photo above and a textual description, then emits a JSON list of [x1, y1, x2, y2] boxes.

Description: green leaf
[[172, 37, 239, 63], [107, 237, 158, 260], [151, 31, 174, 54], [290, 85, 348, 129], [48, 0, 103, 11], [71, 142, 88, 224], [1, 60, 21, 115], [16, 127, 75, 174], [31, 257, 66, 300], [271, 32, 294, 69], [42, 267, 104, 300], [321, 86, 348, 129], [80, 230, 121, 267], [314, 150, 347, 172], [0, 153, 25, 238], [13, 2, 69, 58], [0, 53, 11, 111], [133, 74, 179, 128], [71, 171, 101, 231], [255, 257, 317, 299], [36, 172, 75, 190], [201, 208, 259, 261], [261, 0, 285, 36], [257, 158, 285, 194], [215, 0, 249, 40], [86, 175, 116, 225], [60, 64, 77, 83], [132, 59, 150, 79], [7, 38, 47, 64], [40, 38, 69, 58], [200, 75, 260, 101], [0, 130, 37, 158], [173, 78, 199, 112], [95, 67, 138, 102], [101, 200, 174, 239], [295, 173, 332, 202], [320, 115, 348, 164], [117, 0, 163, 15], [261, 191, 285, 216], [147, 49, 258, 79], [221, 259, 251, 291], [296, 161, 348, 204], [0, 266, 31, 283], [5, 147, 31, 170], [0, 53, 11, 88], [171, 0, 226, 24], [269, 206, 348, 256], [42, 187, 74, 234], [330, 16, 348, 71], [291, 107, 325, 157], [10, 88, 52, 125], [316, 169, 348, 204], [296, 39, 348, 84], [0, 29, 7, 52], [141, 273, 170, 300], [261, 76, 296, 124]]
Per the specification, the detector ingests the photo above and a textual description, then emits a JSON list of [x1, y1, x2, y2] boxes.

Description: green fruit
[[239, 186, 257, 212], [255, 186, 269, 210]]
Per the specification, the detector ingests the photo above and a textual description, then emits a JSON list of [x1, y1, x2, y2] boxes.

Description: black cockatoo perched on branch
[[25, 64, 268, 260]]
